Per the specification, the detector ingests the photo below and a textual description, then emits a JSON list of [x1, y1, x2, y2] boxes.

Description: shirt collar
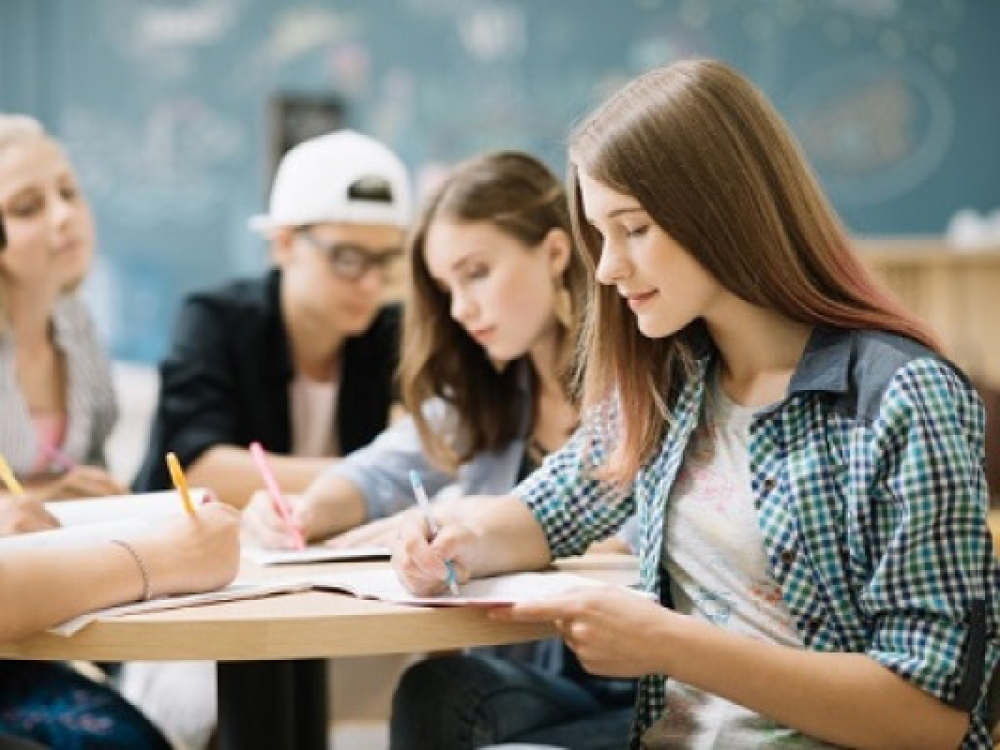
[[694, 325, 853, 401], [787, 326, 852, 396]]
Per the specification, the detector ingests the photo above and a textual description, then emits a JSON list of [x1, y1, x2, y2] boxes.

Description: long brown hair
[[568, 59, 939, 482], [402, 151, 586, 472]]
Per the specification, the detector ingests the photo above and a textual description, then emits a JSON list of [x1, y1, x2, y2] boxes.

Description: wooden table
[[0, 555, 637, 750]]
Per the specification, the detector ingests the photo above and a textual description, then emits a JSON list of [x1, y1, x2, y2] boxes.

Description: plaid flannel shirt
[[514, 327, 999, 749]]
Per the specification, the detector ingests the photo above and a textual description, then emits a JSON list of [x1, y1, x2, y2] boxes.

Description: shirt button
[[762, 477, 777, 492], [780, 548, 796, 564]]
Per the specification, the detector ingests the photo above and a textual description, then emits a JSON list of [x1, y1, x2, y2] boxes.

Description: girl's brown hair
[[568, 59, 939, 482], [402, 151, 586, 471]]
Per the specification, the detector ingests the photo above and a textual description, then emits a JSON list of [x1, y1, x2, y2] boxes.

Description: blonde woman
[[0, 115, 124, 501], [394, 61, 998, 749], [0, 114, 242, 750]]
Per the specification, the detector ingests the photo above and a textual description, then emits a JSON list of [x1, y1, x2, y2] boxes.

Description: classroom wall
[[1, 0, 998, 362]]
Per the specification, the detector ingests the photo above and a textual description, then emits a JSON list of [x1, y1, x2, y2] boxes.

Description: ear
[[543, 228, 572, 277], [269, 228, 296, 268]]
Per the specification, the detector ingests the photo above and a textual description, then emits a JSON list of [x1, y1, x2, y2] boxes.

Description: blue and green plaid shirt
[[514, 327, 999, 749]]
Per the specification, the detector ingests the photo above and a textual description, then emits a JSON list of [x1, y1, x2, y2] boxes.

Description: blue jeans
[[0, 734, 47, 750], [0, 661, 169, 750], [389, 654, 634, 750]]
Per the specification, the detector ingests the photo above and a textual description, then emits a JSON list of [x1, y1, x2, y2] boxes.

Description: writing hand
[[139, 502, 241, 597], [242, 490, 314, 549], [391, 512, 473, 596]]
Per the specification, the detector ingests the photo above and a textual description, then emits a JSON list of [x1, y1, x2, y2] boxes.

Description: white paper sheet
[[45, 490, 192, 525], [0, 490, 208, 552]]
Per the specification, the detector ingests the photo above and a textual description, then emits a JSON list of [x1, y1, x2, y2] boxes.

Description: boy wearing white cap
[[135, 129, 410, 511], [125, 130, 410, 750]]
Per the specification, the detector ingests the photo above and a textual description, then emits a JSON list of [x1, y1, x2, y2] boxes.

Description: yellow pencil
[[166, 452, 196, 516], [0, 454, 25, 497]]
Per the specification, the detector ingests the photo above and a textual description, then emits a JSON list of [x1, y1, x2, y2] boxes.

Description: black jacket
[[133, 270, 399, 491]]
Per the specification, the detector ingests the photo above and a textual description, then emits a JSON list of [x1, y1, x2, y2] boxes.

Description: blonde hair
[[569, 60, 938, 482], [0, 114, 45, 150]]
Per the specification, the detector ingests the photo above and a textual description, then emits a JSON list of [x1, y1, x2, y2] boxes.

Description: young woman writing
[[245, 151, 636, 749], [393, 60, 998, 750]]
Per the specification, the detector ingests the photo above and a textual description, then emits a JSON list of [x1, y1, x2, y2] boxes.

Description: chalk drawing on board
[[787, 56, 954, 206], [63, 100, 244, 228], [108, 0, 239, 53], [265, 7, 357, 65], [456, 5, 526, 62]]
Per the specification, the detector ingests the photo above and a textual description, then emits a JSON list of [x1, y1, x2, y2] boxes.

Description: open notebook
[[0, 491, 191, 552], [309, 568, 623, 608], [5, 491, 385, 564], [49, 579, 312, 637], [45, 490, 193, 525], [20, 492, 639, 634], [47, 568, 640, 636]]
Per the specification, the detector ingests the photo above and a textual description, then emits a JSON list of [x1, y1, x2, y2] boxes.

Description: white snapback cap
[[249, 129, 411, 233]]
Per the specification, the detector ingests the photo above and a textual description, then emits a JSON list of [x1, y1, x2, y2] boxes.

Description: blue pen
[[409, 470, 460, 596]]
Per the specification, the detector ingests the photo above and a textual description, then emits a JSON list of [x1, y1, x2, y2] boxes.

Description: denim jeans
[[0, 661, 170, 750], [0, 735, 47, 750], [389, 654, 634, 750]]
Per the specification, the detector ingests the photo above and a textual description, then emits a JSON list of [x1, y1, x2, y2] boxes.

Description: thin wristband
[[110, 539, 152, 601]]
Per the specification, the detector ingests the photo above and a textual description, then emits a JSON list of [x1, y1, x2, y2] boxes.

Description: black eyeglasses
[[299, 230, 403, 281]]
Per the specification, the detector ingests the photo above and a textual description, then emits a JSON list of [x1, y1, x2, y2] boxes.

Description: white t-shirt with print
[[643, 369, 838, 749]]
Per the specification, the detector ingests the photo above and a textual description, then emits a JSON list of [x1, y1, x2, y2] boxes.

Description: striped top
[[515, 327, 999, 750], [0, 294, 118, 477]]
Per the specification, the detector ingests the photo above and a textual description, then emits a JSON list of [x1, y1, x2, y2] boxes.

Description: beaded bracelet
[[110, 539, 152, 601]]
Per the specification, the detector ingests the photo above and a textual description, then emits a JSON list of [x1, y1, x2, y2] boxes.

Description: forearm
[[458, 495, 552, 577], [187, 446, 335, 508], [661, 614, 968, 750], [0, 543, 148, 643], [20, 476, 63, 501], [299, 473, 367, 539]]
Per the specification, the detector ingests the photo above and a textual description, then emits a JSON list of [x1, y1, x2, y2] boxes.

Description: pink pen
[[249, 441, 305, 549]]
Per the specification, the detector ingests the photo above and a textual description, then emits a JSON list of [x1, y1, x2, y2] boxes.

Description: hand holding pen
[[0, 455, 26, 497], [248, 442, 306, 549], [402, 471, 461, 596], [0, 453, 59, 533]]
